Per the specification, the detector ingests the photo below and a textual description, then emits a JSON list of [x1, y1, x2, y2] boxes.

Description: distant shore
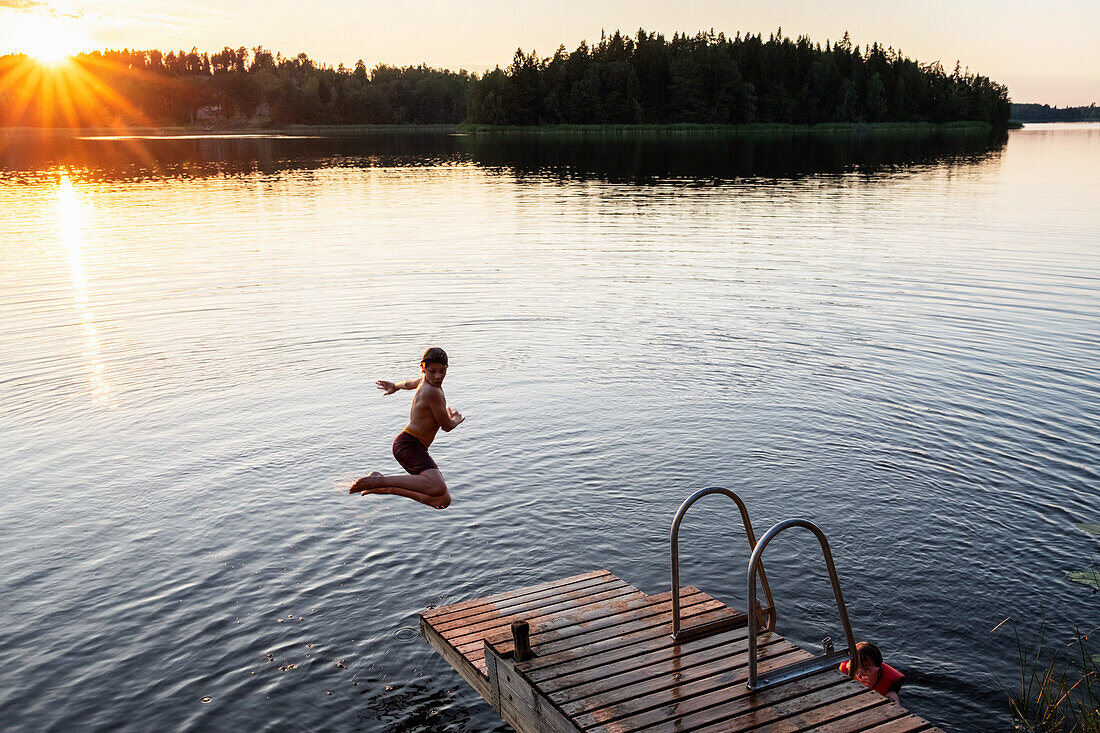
[[0, 121, 1009, 137], [458, 121, 1004, 137], [0, 123, 460, 136]]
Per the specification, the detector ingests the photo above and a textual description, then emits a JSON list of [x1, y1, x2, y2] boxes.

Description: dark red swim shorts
[[392, 430, 437, 475]]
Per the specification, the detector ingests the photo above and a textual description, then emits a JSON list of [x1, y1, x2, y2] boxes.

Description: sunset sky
[[1, 0, 1096, 106]]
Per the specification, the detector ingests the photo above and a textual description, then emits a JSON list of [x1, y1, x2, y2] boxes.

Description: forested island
[[1011, 103, 1099, 123], [0, 29, 1012, 129]]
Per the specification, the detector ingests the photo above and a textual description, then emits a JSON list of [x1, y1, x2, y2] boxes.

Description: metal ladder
[[746, 518, 858, 691], [669, 487, 776, 642], [669, 488, 859, 691]]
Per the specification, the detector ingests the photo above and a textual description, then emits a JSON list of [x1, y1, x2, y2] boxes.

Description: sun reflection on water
[[58, 171, 115, 408]]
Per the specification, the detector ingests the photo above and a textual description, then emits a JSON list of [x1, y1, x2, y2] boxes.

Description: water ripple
[[1, 127, 1099, 732]]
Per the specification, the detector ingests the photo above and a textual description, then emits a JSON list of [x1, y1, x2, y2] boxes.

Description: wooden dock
[[420, 569, 942, 733]]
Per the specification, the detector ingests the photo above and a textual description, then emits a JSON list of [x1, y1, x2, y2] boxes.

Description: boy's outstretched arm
[[376, 377, 422, 395]]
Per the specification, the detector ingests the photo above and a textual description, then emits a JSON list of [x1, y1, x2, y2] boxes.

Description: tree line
[[469, 30, 1010, 127], [1011, 103, 1099, 122], [0, 29, 1012, 128], [0, 47, 469, 127]]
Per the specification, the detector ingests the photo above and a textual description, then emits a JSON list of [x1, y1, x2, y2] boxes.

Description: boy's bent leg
[[363, 485, 451, 509], [352, 469, 450, 509], [351, 469, 446, 495]]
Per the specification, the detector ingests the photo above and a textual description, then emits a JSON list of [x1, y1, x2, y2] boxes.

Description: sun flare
[[29, 47, 72, 67], [10, 16, 92, 66], [1, 32, 154, 129]]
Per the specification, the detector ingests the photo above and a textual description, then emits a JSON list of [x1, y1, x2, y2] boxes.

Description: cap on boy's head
[[421, 347, 448, 366], [855, 641, 882, 666]]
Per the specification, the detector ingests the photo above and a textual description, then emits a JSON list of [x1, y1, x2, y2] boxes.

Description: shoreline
[[0, 120, 1012, 138], [0, 123, 461, 137], [458, 121, 1000, 135]]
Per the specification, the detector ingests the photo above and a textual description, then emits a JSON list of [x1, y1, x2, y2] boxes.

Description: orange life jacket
[[839, 659, 905, 696]]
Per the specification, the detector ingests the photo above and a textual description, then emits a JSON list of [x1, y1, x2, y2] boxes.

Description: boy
[[839, 641, 904, 704], [350, 347, 464, 509]]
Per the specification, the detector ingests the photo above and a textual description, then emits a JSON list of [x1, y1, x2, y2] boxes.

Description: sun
[[28, 45, 72, 67], [1, 22, 152, 129], [9, 15, 92, 66]]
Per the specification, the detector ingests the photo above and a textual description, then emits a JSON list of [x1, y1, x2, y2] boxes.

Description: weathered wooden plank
[[471, 593, 671, 656], [685, 682, 873, 733], [547, 629, 776, 704], [482, 640, 501, 711], [490, 589, 730, 660], [855, 714, 937, 733], [480, 595, 730, 677], [421, 569, 613, 621], [572, 646, 811, 729], [566, 640, 810, 723], [420, 613, 492, 701], [588, 665, 844, 733], [487, 644, 581, 733], [421, 574, 647, 689], [446, 584, 646, 647], [520, 596, 735, 680], [465, 596, 688, 676], [433, 578, 633, 635], [533, 624, 752, 692], [431, 576, 629, 630], [806, 701, 912, 732], [517, 590, 718, 658], [471, 591, 728, 684], [429, 572, 629, 629], [454, 587, 654, 657]]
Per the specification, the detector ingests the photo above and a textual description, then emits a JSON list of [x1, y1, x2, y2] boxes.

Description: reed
[[1004, 622, 1099, 731]]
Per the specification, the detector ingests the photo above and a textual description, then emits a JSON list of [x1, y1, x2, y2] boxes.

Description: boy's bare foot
[[350, 471, 384, 494]]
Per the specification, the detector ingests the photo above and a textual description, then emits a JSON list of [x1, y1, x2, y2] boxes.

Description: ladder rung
[[748, 648, 852, 691]]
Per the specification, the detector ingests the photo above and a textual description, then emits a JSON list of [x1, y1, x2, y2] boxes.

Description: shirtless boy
[[350, 347, 464, 509]]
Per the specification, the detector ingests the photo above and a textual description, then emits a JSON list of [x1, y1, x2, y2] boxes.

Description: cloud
[[0, 0, 83, 18], [0, 0, 48, 9]]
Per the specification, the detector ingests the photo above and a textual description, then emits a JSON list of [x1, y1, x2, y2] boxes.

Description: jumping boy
[[350, 347, 464, 509]]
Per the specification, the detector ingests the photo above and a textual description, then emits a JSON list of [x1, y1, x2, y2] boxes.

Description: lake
[[1, 124, 1097, 732]]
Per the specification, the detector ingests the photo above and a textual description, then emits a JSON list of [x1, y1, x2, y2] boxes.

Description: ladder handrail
[[670, 487, 776, 641], [746, 518, 858, 691]]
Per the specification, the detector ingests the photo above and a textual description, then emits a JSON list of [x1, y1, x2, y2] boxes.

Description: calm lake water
[[1, 124, 1097, 732]]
